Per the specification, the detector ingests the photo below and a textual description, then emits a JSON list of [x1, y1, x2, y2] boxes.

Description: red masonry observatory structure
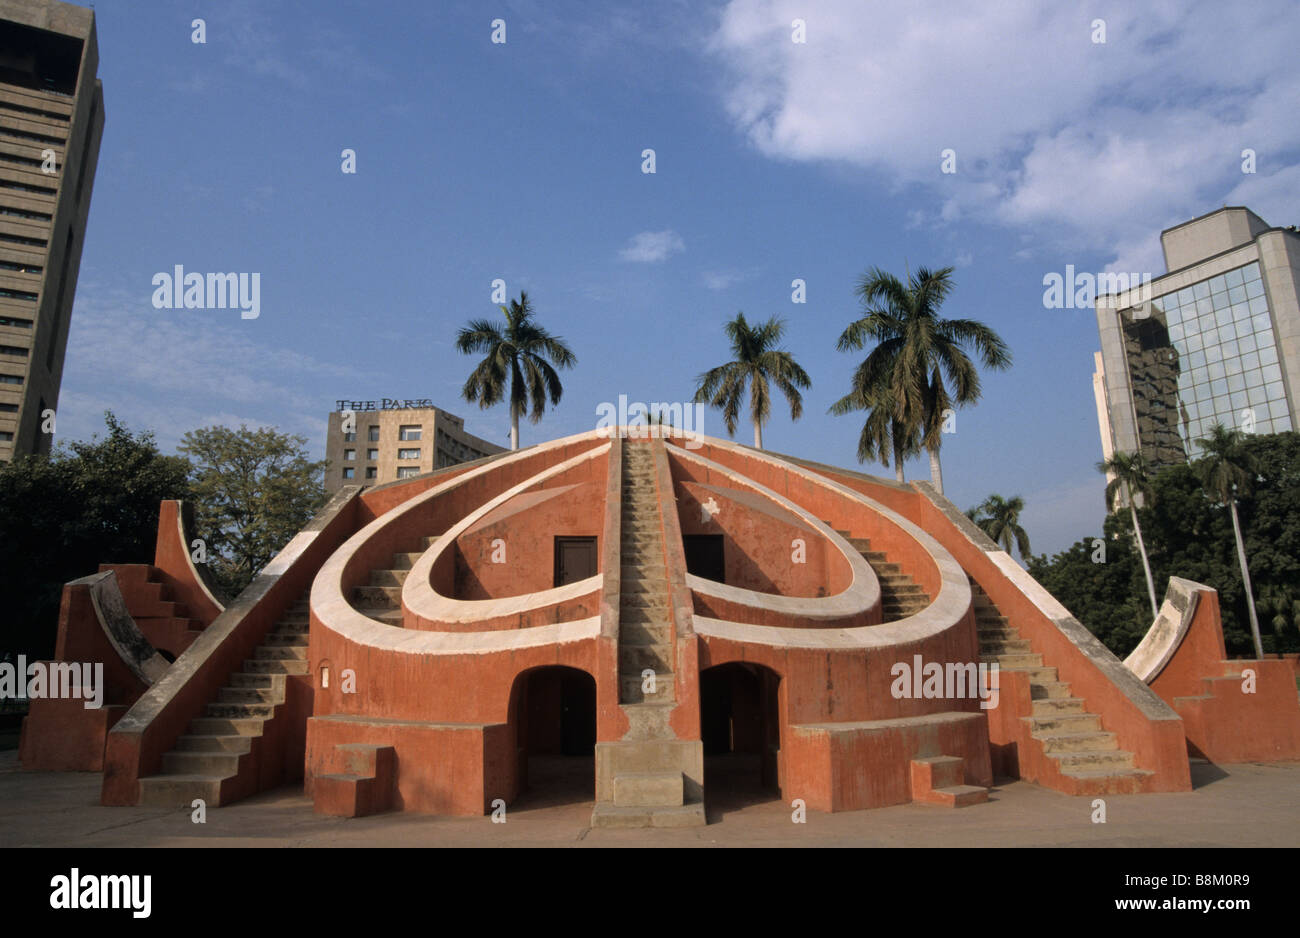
[[20, 428, 1300, 825]]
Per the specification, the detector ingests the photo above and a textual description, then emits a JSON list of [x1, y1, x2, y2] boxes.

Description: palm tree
[[693, 312, 810, 449], [828, 379, 921, 482], [1099, 450, 1159, 619], [835, 266, 1011, 494], [968, 494, 1032, 560], [455, 291, 576, 450], [1193, 423, 1264, 658]]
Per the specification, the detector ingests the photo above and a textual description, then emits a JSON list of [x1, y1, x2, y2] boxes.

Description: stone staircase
[[592, 440, 704, 828], [973, 578, 1152, 790], [137, 591, 311, 807], [350, 536, 441, 626], [840, 532, 931, 621]]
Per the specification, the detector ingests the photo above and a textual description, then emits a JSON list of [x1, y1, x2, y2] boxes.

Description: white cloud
[[55, 282, 356, 454], [619, 229, 686, 263], [702, 268, 752, 290], [708, 0, 1300, 266]]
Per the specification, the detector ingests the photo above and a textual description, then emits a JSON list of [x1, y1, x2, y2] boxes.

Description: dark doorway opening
[[511, 666, 596, 809], [554, 536, 598, 587], [700, 663, 781, 814], [683, 534, 725, 583]]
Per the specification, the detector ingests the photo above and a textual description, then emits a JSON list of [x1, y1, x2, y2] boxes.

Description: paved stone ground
[[2, 750, 1296, 847]]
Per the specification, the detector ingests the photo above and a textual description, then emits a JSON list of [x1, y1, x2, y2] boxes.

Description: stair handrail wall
[[152, 500, 224, 625], [100, 486, 365, 805]]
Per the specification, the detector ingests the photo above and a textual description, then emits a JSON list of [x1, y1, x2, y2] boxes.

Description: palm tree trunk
[[1129, 501, 1159, 619], [894, 451, 904, 483], [1230, 498, 1265, 658], [510, 411, 519, 451], [928, 444, 944, 495], [753, 419, 763, 450]]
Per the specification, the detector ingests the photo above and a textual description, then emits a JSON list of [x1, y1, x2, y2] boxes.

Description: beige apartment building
[[0, 0, 103, 463], [324, 400, 507, 493]]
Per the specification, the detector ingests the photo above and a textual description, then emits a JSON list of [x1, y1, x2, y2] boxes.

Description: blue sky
[[58, 0, 1300, 558]]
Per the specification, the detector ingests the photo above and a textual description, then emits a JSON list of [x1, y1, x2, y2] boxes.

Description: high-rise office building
[[0, 0, 102, 463], [1095, 207, 1299, 470], [324, 400, 506, 493]]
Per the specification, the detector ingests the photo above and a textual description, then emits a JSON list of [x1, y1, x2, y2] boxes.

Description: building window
[[367, 448, 379, 461], [368, 425, 380, 442], [343, 430, 356, 442], [365, 467, 377, 479], [344, 449, 356, 461], [399, 425, 422, 441], [342, 467, 355, 479], [0, 374, 21, 384], [0, 431, 11, 442], [398, 448, 420, 460], [0, 403, 16, 413], [396, 466, 419, 479], [0, 345, 27, 357], [0, 316, 32, 328]]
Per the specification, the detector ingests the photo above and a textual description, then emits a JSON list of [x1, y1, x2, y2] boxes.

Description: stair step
[[216, 686, 280, 705], [927, 784, 989, 808], [1030, 697, 1086, 715], [619, 645, 673, 673], [189, 717, 265, 736], [590, 802, 705, 829], [174, 733, 253, 754], [1034, 730, 1119, 753], [1027, 713, 1101, 734], [1004, 665, 1058, 683], [253, 645, 307, 660], [370, 569, 408, 587], [391, 552, 424, 570], [206, 701, 274, 719], [162, 749, 243, 776], [613, 772, 683, 808], [242, 658, 309, 675], [983, 653, 1042, 669], [1030, 681, 1072, 699], [1051, 749, 1136, 771], [227, 672, 283, 689], [138, 774, 229, 807], [620, 621, 671, 644], [352, 585, 400, 609]]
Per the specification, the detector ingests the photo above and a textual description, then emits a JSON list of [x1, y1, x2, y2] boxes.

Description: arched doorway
[[700, 662, 781, 810], [509, 666, 596, 808]]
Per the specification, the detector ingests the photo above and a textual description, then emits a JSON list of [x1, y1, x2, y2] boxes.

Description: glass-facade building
[[1096, 208, 1300, 472]]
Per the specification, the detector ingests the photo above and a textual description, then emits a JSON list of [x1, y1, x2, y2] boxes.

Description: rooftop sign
[[335, 399, 436, 412]]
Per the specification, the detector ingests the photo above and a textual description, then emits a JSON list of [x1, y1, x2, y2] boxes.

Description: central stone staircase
[[592, 440, 704, 827]]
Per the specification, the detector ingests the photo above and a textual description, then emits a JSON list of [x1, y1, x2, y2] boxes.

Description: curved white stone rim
[[672, 436, 972, 648], [404, 443, 610, 625], [669, 445, 880, 622], [313, 428, 610, 655]]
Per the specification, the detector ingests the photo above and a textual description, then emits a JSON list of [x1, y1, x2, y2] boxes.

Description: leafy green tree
[[834, 266, 1010, 494], [177, 425, 326, 599], [0, 412, 191, 659], [456, 291, 577, 450], [693, 312, 810, 449], [1034, 431, 1300, 659], [968, 494, 1032, 560], [1192, 423, 1264, 657], [1099, 450, 1160, 618]]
